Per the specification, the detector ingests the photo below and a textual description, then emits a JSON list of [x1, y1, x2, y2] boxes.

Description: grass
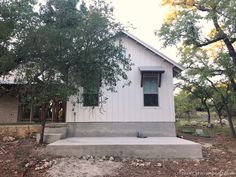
[[176, 116, 234, 137]]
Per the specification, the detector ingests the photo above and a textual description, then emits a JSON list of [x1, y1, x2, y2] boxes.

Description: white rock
[[3, 136, 15, 142], [139, 163, 145, 167], [190, 121, 198, 126], [35, 167, 40, 171], [122, 159, 127, 162], [101, 156, 106, 160], [109, 156, 114, 161], [202, 143, 212, 148], [157, 163, 162, 167], [172, 161, 179, 165], [25, 163, 30, 168], [145, 162, 151, 166], [131, 161, 136, 166]]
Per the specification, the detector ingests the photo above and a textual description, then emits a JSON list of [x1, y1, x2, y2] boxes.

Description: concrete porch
[[46, 137, 202, 159]]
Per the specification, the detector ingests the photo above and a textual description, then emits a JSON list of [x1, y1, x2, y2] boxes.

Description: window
[[143, 75, 159, 107], [83, 88, 99, 107]]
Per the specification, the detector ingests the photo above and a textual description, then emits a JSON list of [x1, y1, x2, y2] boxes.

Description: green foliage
[[1, 0, 132, 107], [0, 0, 38, 75], [175, 90, 199, 119], [159, 0, 236, 136]]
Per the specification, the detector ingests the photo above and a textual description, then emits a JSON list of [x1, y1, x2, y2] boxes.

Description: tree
[[177, 47, 236, 137], [158, 0, 236, 137], [0, 0, 38, 75], [178, 79, 213, 124], [158, 0, 236, 91], [175, 90, 199, 120], [1, 0, 132, 143]]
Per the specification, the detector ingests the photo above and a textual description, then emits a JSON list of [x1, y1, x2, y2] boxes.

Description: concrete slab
[[37, 133, 64, 144], [46, 137, 202, 159]]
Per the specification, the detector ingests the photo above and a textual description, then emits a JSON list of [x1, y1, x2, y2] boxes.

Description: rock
[[190, 121, 198, 126], [35, 167, 41, 171], [109, 156, 114, 161], [29, 160, 37, 167], [122, 159, 127, 162], [222, 119, 229, 125], [212, 167, 218, 171], [101, 156, 107, 160], [211, 149, 223, 153], [156, 162, 162, 167], [81, 156, 87, 160], [139, 163, 145, 167], [145, 162, 151, 166], [172, 161, 179, 165], [3, 136, 15, 142], [81, 155, 93, 160], [202, 143, 212, 148], [136, 159, 143, 163], [25, 163, 30, 168]]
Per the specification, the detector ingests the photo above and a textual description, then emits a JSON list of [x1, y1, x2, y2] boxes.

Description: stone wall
[[0, 95, 19, 123], [0, 124, 41, 138]]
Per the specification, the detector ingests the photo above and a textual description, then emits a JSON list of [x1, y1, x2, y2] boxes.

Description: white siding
[[66, 37, 175, 122]]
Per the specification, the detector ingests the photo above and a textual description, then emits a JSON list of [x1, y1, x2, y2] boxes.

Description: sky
[[37, 0, 179, 62], [106, 0, 179, 62]]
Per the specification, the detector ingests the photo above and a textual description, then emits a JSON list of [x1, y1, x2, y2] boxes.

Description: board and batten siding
[[66, 36, 175, 122]]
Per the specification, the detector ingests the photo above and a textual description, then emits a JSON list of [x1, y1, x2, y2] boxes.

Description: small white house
[[65, 32, 184, 137]]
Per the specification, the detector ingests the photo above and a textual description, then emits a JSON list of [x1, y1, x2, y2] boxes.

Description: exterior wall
[[0, 95, 18, 123], [66, 36, 175, 123]]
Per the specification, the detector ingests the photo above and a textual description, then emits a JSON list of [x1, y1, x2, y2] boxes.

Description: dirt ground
[[0, 132, 236, 177]]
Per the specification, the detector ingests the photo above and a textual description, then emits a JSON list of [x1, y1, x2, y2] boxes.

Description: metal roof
[[139, 66, 165, 72], [121, 31, 184, 72]]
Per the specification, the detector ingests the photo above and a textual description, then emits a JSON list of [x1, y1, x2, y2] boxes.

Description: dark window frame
[[143, 74, 159, 107]]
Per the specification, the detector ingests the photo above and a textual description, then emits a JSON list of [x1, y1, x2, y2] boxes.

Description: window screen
[[143, 76, 159, 106]]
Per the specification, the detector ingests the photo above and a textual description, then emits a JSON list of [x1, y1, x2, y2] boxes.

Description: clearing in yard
[[0, 132, 236, 177]]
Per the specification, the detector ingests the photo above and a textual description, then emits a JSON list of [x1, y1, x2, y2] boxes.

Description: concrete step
[[36, 133, 64, 144], [45, 127, 67, 137], [45, 123, 67, 128], [46, 137, 203, 159]]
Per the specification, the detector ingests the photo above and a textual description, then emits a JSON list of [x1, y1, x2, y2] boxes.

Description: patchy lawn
[[0, 132, 236, 177]]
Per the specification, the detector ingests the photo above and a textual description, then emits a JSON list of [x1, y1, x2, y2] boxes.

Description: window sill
[[141, 106, 161, 109], [81, 106, 100, 109]]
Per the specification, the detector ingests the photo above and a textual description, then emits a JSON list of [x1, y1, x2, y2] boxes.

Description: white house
[[65, 31, 184, 138], [46, 32, 202, 159]]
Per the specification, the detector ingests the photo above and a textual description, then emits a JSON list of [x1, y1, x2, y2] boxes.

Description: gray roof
[[121, 31, 184, 72]]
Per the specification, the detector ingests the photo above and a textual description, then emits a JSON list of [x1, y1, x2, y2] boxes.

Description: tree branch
[[196, 36, 224, 47]]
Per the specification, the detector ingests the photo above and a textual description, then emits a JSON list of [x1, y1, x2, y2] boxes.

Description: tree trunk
[[212, 101, 223, 126], [224, 103, 236, 138], [206, 106, 211, 124], [39, 103, 47, 144], [51, 100, 55, 122], [62, 102, 66, 122], [29, 99, 34, 122], [220, 94, 236, 137], [202, 99, 211, 124], [54, 97, 59, 122]]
